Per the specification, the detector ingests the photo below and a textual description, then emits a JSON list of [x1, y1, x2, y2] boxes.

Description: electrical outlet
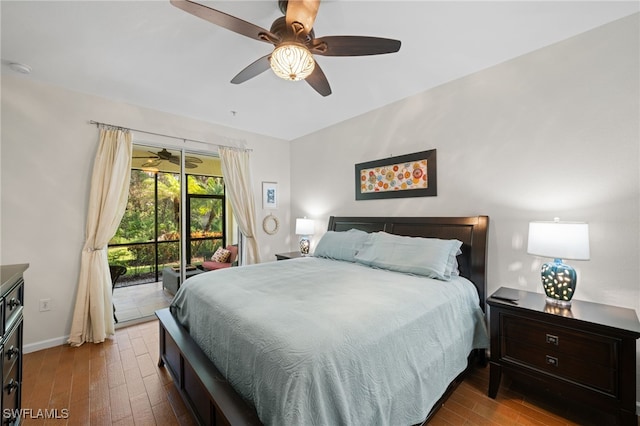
[[39, 298, 51, 312]]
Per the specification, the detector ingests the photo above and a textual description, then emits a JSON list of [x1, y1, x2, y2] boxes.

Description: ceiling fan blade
[[168, 156, 198, 169], [170, 0, 279, 44], [184, 155, 203, 164], [305, 61, 331, 97], [311, 36, 401, 57], [231, 55, 272, 84], [284, 0, 320, 37], [135, 151, 161, 159], [142, 159, 161, 167]]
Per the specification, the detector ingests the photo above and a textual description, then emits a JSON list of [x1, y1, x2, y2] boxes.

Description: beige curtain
[[68, 128, 132, 346], [219, 146, 261, 264]]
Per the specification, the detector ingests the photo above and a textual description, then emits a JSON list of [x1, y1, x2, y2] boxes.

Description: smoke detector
[[8, 62, 32, 74]]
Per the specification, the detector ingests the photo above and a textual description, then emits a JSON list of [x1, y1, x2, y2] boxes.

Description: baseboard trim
[[24, 316, 159, 354], [24, 335, 69, 354]]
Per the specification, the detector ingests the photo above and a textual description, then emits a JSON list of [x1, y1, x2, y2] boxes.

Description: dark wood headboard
[[327, 216, 489, 310]]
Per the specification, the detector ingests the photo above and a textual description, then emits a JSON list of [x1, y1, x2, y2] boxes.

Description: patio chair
[[202, 245, 238, 271], [109, 265, 127, 323]]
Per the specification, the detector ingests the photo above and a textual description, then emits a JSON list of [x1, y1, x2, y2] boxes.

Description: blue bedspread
[[171, 257, 488, 426]]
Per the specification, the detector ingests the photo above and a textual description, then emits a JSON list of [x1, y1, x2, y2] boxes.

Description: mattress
[[171, 257, 488, 426]]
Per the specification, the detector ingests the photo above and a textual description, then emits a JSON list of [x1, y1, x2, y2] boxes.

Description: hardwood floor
[[23, 319, 637, 425], [23, 320, 194, 426]]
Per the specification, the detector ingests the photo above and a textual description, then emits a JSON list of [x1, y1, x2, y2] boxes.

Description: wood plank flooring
[[23, 319, 637, 425]]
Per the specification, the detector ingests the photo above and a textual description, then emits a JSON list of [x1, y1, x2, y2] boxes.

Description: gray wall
[[0, 76, 292, 350], [289, 14, 640, 401]]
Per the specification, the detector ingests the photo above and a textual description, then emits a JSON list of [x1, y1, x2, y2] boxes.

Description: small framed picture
[[262, 182, 278, 209]]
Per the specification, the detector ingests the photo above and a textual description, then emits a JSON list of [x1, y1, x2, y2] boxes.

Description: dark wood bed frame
[[156, 215, 489, 425]]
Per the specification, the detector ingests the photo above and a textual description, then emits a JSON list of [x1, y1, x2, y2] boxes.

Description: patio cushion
[[202, 261, 233, 270]]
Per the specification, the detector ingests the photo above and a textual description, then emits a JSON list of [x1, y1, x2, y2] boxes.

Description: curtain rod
[[88, 120, 251, 152]]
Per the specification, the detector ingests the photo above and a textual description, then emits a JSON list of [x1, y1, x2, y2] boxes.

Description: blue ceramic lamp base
[[299, 237, 310, 256], [541, 258, 577, 307]]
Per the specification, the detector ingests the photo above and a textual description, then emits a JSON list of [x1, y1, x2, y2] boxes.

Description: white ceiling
[[1, 1, 638, 141]]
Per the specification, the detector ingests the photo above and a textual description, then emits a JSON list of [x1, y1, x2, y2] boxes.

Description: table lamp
[[295, 218, 314, 255], [527, 218, 590, 307]]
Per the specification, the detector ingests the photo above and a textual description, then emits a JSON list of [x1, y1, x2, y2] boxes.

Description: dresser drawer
[[3, 280, 23, 334], [2, 321, 21, 383], [2, 359, 20, 425], [503, 315, 617, 367]]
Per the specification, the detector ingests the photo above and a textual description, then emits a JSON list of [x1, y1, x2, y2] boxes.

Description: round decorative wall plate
[[262, 213, 280, 235]]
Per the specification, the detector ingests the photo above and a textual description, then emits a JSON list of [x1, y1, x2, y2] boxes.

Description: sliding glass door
[[186, 177, 225, 263], [109, 145, 184, 285], [108, 144, 231, 322]]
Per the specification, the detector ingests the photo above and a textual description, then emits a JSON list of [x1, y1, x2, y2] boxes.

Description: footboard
[[156, 308, 262, 426], [157, 308, 482, 426]]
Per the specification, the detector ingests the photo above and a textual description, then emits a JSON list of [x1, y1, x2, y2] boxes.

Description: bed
[[156, 215, 489, 425]]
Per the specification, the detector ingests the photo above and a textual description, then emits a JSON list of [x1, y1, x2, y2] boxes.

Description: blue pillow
[[446, 247, 462, 278], [313, 229, 370, 262], [354, 232, 462, 280]]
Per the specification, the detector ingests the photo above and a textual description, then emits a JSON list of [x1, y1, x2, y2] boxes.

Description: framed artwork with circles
[[355, 150, 437, 200]]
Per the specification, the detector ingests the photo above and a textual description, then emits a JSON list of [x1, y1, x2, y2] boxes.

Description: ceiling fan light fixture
[[270, 42, 315, 81]]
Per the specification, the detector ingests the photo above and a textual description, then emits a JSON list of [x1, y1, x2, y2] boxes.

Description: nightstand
[[275, 251, 304, 261], [487, 287, 640, 426]]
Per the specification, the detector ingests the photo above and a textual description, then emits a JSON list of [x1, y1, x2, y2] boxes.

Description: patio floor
[[112, 280, 174, 324]]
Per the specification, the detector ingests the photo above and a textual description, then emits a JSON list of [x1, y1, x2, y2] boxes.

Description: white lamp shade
[[295, 218, 314, 235], [527, 221, 590, 260]]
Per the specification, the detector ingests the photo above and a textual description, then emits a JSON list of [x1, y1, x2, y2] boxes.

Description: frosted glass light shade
[[270, 43, 315, 81], [527, 221, 590, 260], [295, 218, 314, 235]]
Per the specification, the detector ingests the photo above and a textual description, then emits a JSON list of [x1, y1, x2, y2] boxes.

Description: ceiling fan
[[133, 149, 203, 169], [170, 0, 402, 96]]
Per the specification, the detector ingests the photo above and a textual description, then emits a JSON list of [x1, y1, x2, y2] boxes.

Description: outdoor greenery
[[108, 170, 225, 282]]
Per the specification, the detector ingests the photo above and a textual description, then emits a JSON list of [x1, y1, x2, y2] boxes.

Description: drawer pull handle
[[4, 379, 19, 395], [5, 346, 19, 360], [545, 355, 559, 367], [545, 334, 559, 345], [7, 298, 20, 310]]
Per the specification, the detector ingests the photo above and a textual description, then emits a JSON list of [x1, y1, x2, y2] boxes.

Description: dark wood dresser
[[0, 264, 27, 426], [487, 287, 640, 425]]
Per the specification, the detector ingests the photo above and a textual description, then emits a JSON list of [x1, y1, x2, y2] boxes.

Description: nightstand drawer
[[504, 338, 617, 394], [503, 315, 617, 367]]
